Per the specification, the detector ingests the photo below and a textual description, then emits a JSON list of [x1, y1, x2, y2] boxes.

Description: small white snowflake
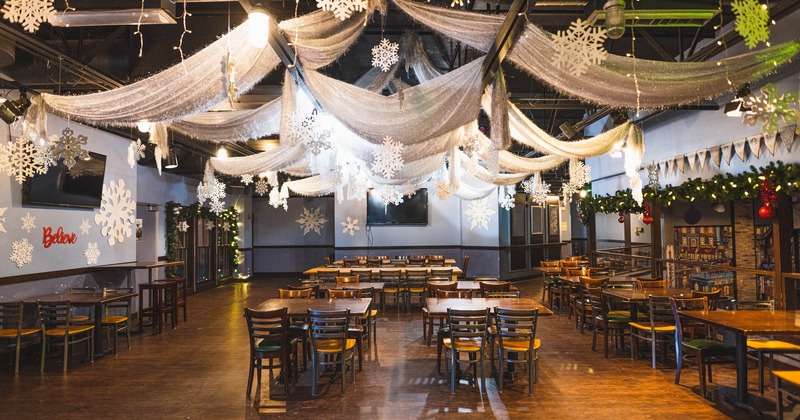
[[732, 0, 770, 49], [268, 186, 288, 210], [1, 0, 55, 33], [551, 18, 608, 77], [522, 173, 551, 205], [20, 212, 35, 233], [341, 216, 360, 236], [464, 197, 496, 231], [127, 139, 146, 169], [209, 199, 225, 215], [316, 0, 366, 20], [205, 220, 215, 231], [296, 207, 328, 236], [94, 179, 136, 246], [78, 219, 91, 235], [435, 180, 451, 200], [84, 242, 100, 266], [52, 127, 90, 170], [371, 38, 400, 72], [35, 144, 55, 172], [254, 178, 269, 196], [208, 178, 226, 201], [241, 174, 253, 185], [377, 186, 404, 208], [0, 207, 6, 233], [499, 189, 515, 211], [221, 221, 231, 231], [3, 136, 45, 184], [177, 220, 189, 232], [293, 111, 333, 156], [371, 136, 405, 178], [742, 83, 798, 134], [10, 237, 33, 268]]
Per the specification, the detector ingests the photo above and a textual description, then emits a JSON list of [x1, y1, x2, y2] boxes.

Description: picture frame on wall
[[136, 219, 143, 241], [548, 205, 559, 237]]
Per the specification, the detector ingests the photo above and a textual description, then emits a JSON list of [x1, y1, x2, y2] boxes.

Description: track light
[[604, 0, 626, 40], [0, 92, 30, 124], [247, 3, 269, 48], [164, 148, 178, 169], [559, 122, 577, 139]]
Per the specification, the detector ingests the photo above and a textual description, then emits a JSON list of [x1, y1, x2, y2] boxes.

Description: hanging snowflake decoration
[[127, 139, 146, 169], [378, 186, 404, 209], [177, 220, 189, 232], [84, 242, 100, 266], [499, 187, 515, 211], [209, 199, 225, 215], [524, 173, 551, 205], [2, 136, 44, 184], [464, 197, 496, 231], [742, 83, 799, 134], [435, 180, 452, 200], [224, 54, 238, 106], [254, 178, 269, 196], [10, 237, 33, 268], [551, 18, 608, 77], [347, 170, 369, 201], [205, 220, 215, 231], [371, 136, 405, 178], [1, 0, 55, 33], [79, 219, 91, 235], [316, 0, 366, 21], [207, 178, 226, 202], [295, 111, 333, 156], [94, 179, 136, 246], [241, 174, 253, 185], [268, 187, 288, 210], [296, 207, 328, 236], [35, 143, 56, 172], [567, 159, 592, 189], [460, 131, 480, 158], [197, 182, 207, 204], [371, 38, 400, 72], [0, 207, 6, 233], [52, 127, 90, 170], [731, 0, 770, 49], [341, 216, 360, 236], [402, 184, 417, 198], [20, 212, 35, 233]]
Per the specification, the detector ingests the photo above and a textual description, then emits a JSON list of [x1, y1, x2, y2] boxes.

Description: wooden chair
[[408, 255, 426, 266], [349, 269, 374, 282], [342, 258, 358, 267], [486, 291, 521, 298], [67, 287, 95, 324], [323, 256, 332, 266], [589, 286, 630, 358], [564, 268, 586, 277], [288, 283, 320, 299], [297, 279, 324, 298], [279, 288, 312, 299], [574, 277, 607, 333], [635, 278, 666, 290], [424, 282, 458, 346], [478, 281, 510, 297], [157, 277, 187, 324], [101, 288, 133, 356], [279, 287, 312, 371], [366, 257, 383, 267], [317, 269, 339, 283], [0, 301, 40, 373], [328, 289, 364, 370], [460, 255, 470, 279], [548, 279, 572, 314], [559, 260, 579, 275], [774, 371, 800, 419], [630, 296, 676, 368], [380, 270, 404, 313], [494, 308, 540, 395], [539, 260, 560, 303], [308, 309, 356, 396], [405, 271, 428, 312], [670, 297, 736, 399], [427, 255, 446, 267], [335, 275, 360, 288], [430, 268, 454, 279], [438, 290, 473, 299], [690, 289, 721, 310], [37, 301, 94, 372], [745, 300, 800, 395], [443, 308, 490, 394], [353, 286, 378, 349], [243, 307, 297, 403], [328, 289, 362, 299]]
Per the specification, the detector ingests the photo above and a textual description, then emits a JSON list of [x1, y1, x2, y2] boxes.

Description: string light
[[134, 0, 145, 57], [173, 0, 193, 72]]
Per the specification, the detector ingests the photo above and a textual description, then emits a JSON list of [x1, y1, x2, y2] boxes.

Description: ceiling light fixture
[[724, 84, 751, 117], [217, 146, 228, 159], [164, 148, 178, 169], [247, 3, 270, 49], [137, 120, 152, 133], [559, 122, 577, 139], [603, 0, 626, 40], [0, 92, 30, 124]]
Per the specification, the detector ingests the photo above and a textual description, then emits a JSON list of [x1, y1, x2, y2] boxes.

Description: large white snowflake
[[3, 136, 44, 184], [209, 199, 225, 215], [127, 139, 146, 169], [378, 186, 404, 208], [522, 173, 551, 205], [197, 182, 207, 203], [52, 127, 90, 170], [94, 179, 136, 246], [569, 159, 592, 188], [742, 83, 798, 134], [316, 0, 366, 21], [0, 207, 6, 233], [371, 38, 400, 72], [435, 180, 451, 200], [341, 216, 360, 236], [296, 207, 327, 236], [177, 220, 189, 232], [79, 219, 91, 235], [464, 197, 496, 231], [551, 18, 608, 77], [84, 242, 100, 266], [241, 174, 253, 185], [20, 212, 35, 233], [254, 178, 269, 196], [1, 0, 55, 33], [371, 136, 405, 178], [208, 178, 226, 201], [10, 237, 33, 268], [732, 0, 770, 49]]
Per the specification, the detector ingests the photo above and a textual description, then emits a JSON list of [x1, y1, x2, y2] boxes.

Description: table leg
[[93, 304, 104, 356], [735, 333, 749, 404], [629, 302, 638, 322]]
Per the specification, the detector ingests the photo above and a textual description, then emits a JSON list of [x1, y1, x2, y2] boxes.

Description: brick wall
[[733, 200, 757, 301]]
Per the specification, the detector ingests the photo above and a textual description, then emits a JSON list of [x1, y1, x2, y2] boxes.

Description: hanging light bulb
[[216, 146, 228, 159], [604, 0, 626, 40], [137, 120, 152, 133], [247, 4, 269, 49]]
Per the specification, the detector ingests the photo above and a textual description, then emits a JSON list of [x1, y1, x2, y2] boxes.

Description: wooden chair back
[[429, 268, 453, 278], [427, 256, 446, 267], [438, 290, 473, 299], [669, 297, 708, 337], [342, 258, 358, 267], [349, 269, 373, 282], [564, 255, 586, 262], [317, 270, 340, 282], [328, 289, 362, 299], [486, 291, 521, 298], [0, 301, 24, 334], [690, 289, 721, 310], [494, 307, 538, 349], [461, 255, 470, 278], [408, 255, 426, 266], [323, 257, 332, 265], [636, 279, 667, 290], [540, 260, 560, 268], [279, 288, 312, 299], [405, 269, 428, 280], [335, 275, 359, 284], [479, 281, 511, 295], [560, 260, 579, 268], [243, 307, 288, 355], [428, 281, 457, 297], [565, 268, 586, 276]]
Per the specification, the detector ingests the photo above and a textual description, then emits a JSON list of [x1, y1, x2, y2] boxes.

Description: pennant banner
[[763, 132, 778, 155], [686, 153, 696, 172], [710, 147, 722, 168], [733, 139, 747, 162], [747, 136, 762, 159], [780, 124, 796, 152], [697, 149, 708, 170], [721, 143, 734, 165], [676, 156, 685, 174]]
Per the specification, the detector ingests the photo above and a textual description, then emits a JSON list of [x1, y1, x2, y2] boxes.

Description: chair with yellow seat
[[774, 370, 800, 419], [243, 307, 297, 403], [328, 289, 364, 370], [101, 288, 133, 356], [37, 300, 95, 372], [352, 286, 378, 350], [743, 300, 800, 395], [494, 307, 540, 395], [630, 295, 676, 369], [380, 270, 404, 313], [539, 260, 560, 303], [308, 309, 357, 396], [0, 301, 41, 373], [405, 271, 428, 312], [423, 282, 457, 346], [435, 289, 473, 373], [443, 308, 490, 394], [67, 287, 96, 324], [279, 288, 312, 371]]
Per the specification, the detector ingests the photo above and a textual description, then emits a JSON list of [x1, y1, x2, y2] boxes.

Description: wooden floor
[[0, 276, 789, 419]]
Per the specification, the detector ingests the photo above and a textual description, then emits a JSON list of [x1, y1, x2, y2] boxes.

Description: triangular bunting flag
[[669, 158, 677, 176], [780, 125, 796, 152], [763, 132, 778, 155], [747, 136, 762, 159], [733, 139, 747, 162], [721, 143, 734, 165], [676, 156, 685, 173], [686, 153, 697, 172], [697, 149, 708, 170], [710, 147, 722, 168], [661, 161, 669, 178]]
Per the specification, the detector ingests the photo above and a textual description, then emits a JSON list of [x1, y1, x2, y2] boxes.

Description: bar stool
[[138, 282, 174, 333]]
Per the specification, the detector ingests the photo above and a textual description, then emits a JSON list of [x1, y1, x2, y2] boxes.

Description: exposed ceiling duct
[[49, 0, 176, 27]]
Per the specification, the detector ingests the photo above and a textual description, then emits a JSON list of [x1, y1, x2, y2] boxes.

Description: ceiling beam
[[481, 0, 530, 87]]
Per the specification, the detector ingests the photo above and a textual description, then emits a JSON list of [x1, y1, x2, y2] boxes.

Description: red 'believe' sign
[[43, 227, 77, 248]]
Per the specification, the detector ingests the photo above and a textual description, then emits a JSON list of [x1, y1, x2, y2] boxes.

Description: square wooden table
[[425, 298, 553, 317], [679, 309, 800, 407], [603, 287, 692, 321], [253, 298, 372, 317]]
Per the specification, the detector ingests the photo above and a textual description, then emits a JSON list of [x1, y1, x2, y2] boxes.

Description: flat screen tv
[[367, 188, 428, 225], [27, 152, 107, 209]]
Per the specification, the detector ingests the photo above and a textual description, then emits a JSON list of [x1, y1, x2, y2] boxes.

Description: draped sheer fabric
[[170, 97, 282, 141]]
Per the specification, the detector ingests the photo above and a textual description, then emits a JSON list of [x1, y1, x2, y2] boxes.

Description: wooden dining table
[[425, 298, 553, 317], [602, 287, 693, 320], [253, 298, 372, 317], [304, 266, 462, 279], [555, 275, 638, 285], [679, 309, 800, 409]]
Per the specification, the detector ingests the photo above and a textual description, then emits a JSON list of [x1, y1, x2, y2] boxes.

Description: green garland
[[165, 201, 240, 278], [578, 161, 800, 221]]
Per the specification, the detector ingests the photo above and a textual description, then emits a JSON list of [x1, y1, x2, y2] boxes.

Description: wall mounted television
[[367, 188, 428, 225], [26, 152, 107, 209]]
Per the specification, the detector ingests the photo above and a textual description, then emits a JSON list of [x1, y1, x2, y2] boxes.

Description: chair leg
[[40, 337, 46, 372], [14, 335, 21, 374], [247, 359, 255, 397], [497, 348, 504, 393], [777, 376, 785, 420], [254, 359, 262, 405], [698, 356, 707, 398], [528, 350, 534, 395], [437, 337, 444, 375], [450, 349, 457, 394], [62, 335, 69, 372], [311, 352, 318, 397], [650, 333, 657, 369], [758, 350, 765, 395], [356, 335, 363, 371]]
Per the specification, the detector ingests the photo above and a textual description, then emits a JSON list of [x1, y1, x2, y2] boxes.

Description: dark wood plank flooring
[[0, 277, 787, 419]]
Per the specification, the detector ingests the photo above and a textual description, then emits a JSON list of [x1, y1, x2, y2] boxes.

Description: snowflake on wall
[[10, 237, 33, 268], [20, 212, 35, 233], [371, 136, 405, 178], [241, 174, 253, 185], [316, 0, 367, 21], [205, 220, 216, 231], [378, 186, 404, 208], [499, 187, 515, 211], [1, 0, 55, 33], [94, 179, 136, 246], [177, 220, 189, 232], [341, 216, 360, 236], [732, 0, 770, 49], [522, 173, 551, 206], [52, 127, 90, 170], [268, 187, 288, 210], [84, 242, 100, 266], [127, 139, 146, 169], [551, 18, 608, 77], [0, 207, 6, 233], [2, 136, 45, 184], [742, 83, 798, 134], [464, 197, 496, 231], [79, 219, 91, 235], [254, 178, 269, 196], [371, 38, 400, 72], [296, 207, 327, 236], [435, 180, 451, 200], [221, 221, 231, 231]]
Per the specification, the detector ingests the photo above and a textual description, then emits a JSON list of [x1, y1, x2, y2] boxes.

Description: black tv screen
[[367, 188, 428, 225], [27, 152, 107, 209]]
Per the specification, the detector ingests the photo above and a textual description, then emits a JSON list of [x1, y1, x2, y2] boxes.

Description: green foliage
[[164, 201, 240, 278]]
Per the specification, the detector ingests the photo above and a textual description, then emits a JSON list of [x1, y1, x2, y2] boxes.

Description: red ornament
[[759, 204, 775, 219], [618, 212, 625, 223], [642, 215, 653, 225]]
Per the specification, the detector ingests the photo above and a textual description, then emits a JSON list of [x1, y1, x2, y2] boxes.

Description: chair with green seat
[[630, 296, 676, 368], [589, 286, 630, 358], [308, 309, 357, 396], [37, 300, 95, 372], [494, 307, 540, 395], [0, 301, 41, 373], [100, 288, 133, 356], [279, 288, 312, 372], [478, 280, 509, 298], [243, 307, 297, 403], [574, 277, 607, 333], [443, 308, 489, 394], [670, 297, 736, 399]]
